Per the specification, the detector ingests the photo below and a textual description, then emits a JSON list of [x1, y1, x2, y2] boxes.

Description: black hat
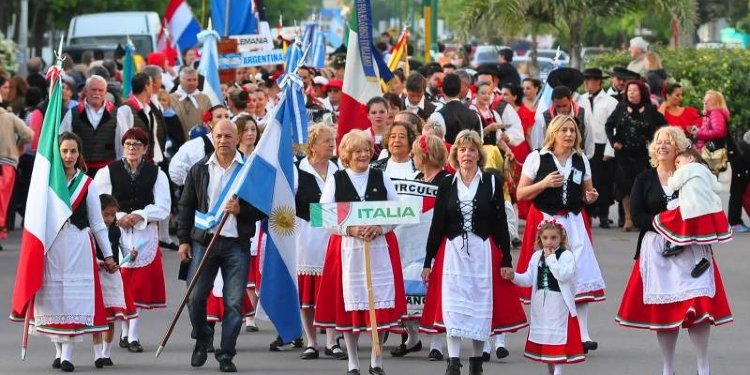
[[608, 67, 641, 81], [331, 53, 347, 69], [582, 68, 608, 80], [474, 64, 503, 79], [547, 67, 585, 91]]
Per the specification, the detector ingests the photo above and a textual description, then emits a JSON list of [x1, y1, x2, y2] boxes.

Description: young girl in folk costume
[[507, 219, 585, 375], [92, 194, 138, 368], [653, 147, 732, 278]]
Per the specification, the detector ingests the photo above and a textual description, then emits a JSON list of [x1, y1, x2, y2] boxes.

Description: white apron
[[340, 235, 395, 311]]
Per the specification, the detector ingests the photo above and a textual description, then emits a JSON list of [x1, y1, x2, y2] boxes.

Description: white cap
[[313, 76, 329, 86], [630, 36, 649, 52]]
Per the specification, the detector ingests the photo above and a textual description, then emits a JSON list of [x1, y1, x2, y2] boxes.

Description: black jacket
[[177, 154, 266, 248]]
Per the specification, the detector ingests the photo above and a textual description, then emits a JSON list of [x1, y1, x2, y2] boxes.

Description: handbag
[[701, 139, 728, 174]]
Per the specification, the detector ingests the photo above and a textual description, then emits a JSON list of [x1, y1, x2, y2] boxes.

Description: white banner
[[219, 49, 285, 69], [230, 32, 275, 52]]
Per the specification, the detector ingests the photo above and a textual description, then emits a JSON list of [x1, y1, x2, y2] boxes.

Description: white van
[[65, 12, 161, 61]]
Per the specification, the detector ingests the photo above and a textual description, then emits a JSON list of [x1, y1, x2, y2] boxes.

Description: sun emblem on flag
[[269, 205, 296, 236]]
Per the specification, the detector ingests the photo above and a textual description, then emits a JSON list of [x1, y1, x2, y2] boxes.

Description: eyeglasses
[[124, 141, 143, 149]]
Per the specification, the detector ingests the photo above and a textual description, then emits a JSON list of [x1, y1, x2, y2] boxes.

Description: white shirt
[[428, 98, 484, 140], [169, 133, 213, 186], [384, 158, 416, 180], [577, 90, 618, 158], [206, 151, 245, 237], [60, 100, 128, 159], [454, 169, 484, 225], [529, 107, 596, 159], [93, 160, 171, 226], [522, 148, 592, 182], [469, 103, 524, 146]]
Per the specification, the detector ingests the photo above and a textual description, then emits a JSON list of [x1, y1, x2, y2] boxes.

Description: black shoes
[[300, 346, 319, 359], [102, 358, 113, 366], [692, 258, 711, 278], [390, 340, 422, 357], [481, 351, 490, 362], [127, 340, 143, 353], [368, 366, 386, 375], [118, 337, 129, 348], [245, 322, 259, 332], [469, 356, 484, 374], [445, 357, 462, 375], [94, 358, 106, 369], [582, 341, 598, 353], [662, 242, 685, 257], [428, 348, 444, 361], [191, 344, 208, 367], [219, 359, 237, 372], [60, 360, 75, 372], [495, 346, 510, 359], [346, 370, 361, 375], [52, 358, 61, 369], [270, 335, 304, 351], [325, 344, 348, 360]]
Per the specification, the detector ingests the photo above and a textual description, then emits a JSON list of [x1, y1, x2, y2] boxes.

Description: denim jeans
[[187, 237, 250, 362]]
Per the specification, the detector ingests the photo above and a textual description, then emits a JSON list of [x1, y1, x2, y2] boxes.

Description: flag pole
[[20, 296, 33, 360], [155, 212, 231, 358], [363, 240, 381, 356]]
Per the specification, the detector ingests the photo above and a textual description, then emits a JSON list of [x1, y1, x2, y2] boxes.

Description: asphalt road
[[0, 214, 747, 375]]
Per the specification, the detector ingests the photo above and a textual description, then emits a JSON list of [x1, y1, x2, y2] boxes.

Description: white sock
[[245, 316, 256, 326], [495, 333, 506, 348], [102, 341, 112, 358], [553, 363, 563, 375], [483, 340, 491, 353], [343, 332, 360, 371], [128, 314, 141, 342], [405, 323, 420, 347], [370, 333, 385, 368], [325, 328, 337, 348], [54, 342, 62, 359], [121, 321, 129, 339], [657, 330, 679, 375], [577, 302, 592, 342], [688, 323, 711, 375], [446, 335, 461, 358], [94, 343, 103, 360], [430, 334, 443, 352], [471, 340, 484, 357], [61, 342, 75, 362]]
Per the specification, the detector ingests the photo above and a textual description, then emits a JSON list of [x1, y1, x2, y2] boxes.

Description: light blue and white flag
[[310, 31, 326, 69], [197, 26, 223, 105], [278, 42, 304, 84]]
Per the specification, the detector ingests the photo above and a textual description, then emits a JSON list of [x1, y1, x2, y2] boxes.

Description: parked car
[[533, 48, 570, 65], [512, 56, 557, 82], [471, 45, 512, 68], [66, 12, 161, 61]]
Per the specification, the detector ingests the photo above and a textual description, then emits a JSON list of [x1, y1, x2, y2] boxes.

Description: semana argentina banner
[[390, 179, 439, 317], [219, 49, 285, 69]]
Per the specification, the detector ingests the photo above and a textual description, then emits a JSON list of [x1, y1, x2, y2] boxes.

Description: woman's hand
[[613, 142, 623, 151], [541, 171, 564, 189], [500, 132, 510, 144], [585, 188, 599, 204], [130, 249, 138, 261], [500, 267, 514, 280], [103, 256, 118, 273], [118, 214, 142, 229], [421, 268, 431, 284]]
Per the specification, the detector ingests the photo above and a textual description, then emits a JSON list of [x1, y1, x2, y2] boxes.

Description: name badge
[[572, 169, 583, 185]]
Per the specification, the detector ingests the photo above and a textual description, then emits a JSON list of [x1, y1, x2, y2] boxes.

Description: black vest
[[109, 160, 159, 213], [438, 100, 483, 144], [333, 169, 388, 202], [71, 106, 118, 162], [443, 172, 500, 241], [533, 152, 586, 215], [96, 225, 121, 263], [536, 248, 567, 292], [296, 168, 323, 221]]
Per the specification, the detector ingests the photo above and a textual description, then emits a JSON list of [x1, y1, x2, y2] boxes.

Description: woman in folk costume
[[616, 127, 732, 375], [420, 130, 528, 375], [388, 134, 452, 361], [516, 115, 605, 354], [91, 194, 139, 368], [508, 219, 585, 375], [93, 127, 170, 353], [10, 132, 118, 372], [296, 124, 347, 360], [314, 130, 407, 375]]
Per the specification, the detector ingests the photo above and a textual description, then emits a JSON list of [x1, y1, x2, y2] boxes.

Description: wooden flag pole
[[363, 240, 381, 356], [155, 213, 231, 358], [21, 296, 33, 360]]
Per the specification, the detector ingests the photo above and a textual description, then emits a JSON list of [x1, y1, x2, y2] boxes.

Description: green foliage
[[587, 48, 750, 133], [0, 32, 19, 75]]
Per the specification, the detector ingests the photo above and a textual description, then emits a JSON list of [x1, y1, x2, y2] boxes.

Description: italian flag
[[337, 0, 393, 141], [10, 66, 72, 320]]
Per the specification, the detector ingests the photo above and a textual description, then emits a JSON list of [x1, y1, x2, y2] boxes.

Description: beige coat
[[168, 91, 212, 140], [0, 108, 34, 165]]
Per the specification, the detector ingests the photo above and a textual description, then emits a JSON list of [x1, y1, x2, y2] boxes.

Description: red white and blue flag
[[157, 0, 201, 52]]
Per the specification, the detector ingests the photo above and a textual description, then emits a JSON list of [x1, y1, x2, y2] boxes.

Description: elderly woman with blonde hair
[[420, 130, 527, 375], [314, 130, 406, 375], [617, 126, 732, 375], [516, 115, 606, 354]]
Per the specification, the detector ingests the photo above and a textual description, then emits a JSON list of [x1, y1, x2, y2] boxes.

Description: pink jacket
[[695, 108, 729, 150]]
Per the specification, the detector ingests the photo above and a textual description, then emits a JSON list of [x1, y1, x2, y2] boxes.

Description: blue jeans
[[187, 237, 250, 362]]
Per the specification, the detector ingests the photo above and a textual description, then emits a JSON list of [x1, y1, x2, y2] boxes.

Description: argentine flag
[[197, 27, 223, 106]]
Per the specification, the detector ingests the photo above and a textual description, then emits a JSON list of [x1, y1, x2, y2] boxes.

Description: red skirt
[[419, 237, 528, 335], [313, 233, 407, 332], [120, 249, 167, 309], [516, 205, 598, 303], [509, 143, 532, 219], [616, 258, 733, 330], [247, 255, 260, 289], [104, 273, 138, 322], [654, 209, 732, 246], [524, 314, 585, 364], [298, 274, 322, 309], [206, 291, 255, 322]]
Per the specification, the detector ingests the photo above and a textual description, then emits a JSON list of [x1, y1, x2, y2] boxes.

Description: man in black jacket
[[177, 119, 265, 372], [428, 73, 483, 143]]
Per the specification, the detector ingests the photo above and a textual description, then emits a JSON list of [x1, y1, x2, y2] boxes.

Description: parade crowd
[[2, 35, 748, 375]]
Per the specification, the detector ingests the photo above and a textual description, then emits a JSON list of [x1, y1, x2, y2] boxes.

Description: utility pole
[[18, 0, 29, 76]]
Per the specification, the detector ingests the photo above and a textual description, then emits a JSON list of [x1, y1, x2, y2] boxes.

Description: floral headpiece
[[537, 218, 565, 232]]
